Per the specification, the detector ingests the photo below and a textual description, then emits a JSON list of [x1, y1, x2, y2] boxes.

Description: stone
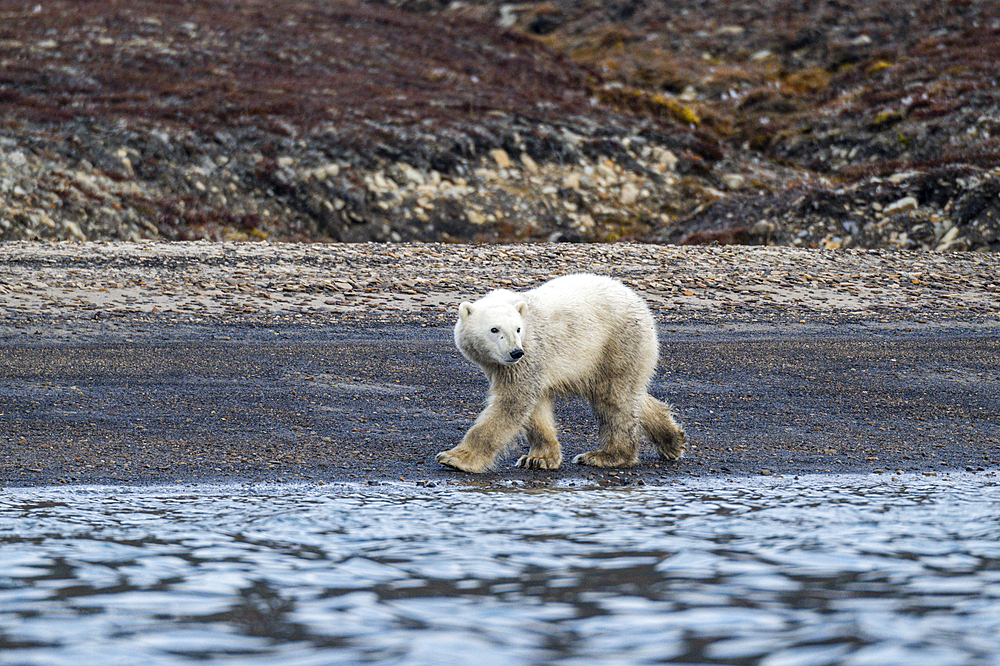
[[490, 148, 512, 169], [620, 182, 639, 205], [936, 226, 961, 251], [656, 149, 678, 170], [400, 164, 425, 187], [883, 197, 919, 215], [722, 174, 745, 190], [562, 173, 581, 190]]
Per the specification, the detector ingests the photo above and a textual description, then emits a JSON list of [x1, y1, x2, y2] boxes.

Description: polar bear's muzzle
[[506, 348, 525, 364]]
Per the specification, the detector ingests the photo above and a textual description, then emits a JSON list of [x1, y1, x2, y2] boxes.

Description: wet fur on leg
[[572, 395, 641, 467], [641, 395, 686, 461]]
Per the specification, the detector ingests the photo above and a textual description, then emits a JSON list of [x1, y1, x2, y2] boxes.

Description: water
[[2, 474, 999, 666]]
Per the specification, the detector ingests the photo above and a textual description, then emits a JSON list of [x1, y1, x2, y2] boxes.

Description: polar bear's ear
[[459, 302, 474, 320], [515, 300, 528, 317]]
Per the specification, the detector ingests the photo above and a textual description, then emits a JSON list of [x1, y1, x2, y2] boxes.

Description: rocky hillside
[[1, 0, 998, 250]]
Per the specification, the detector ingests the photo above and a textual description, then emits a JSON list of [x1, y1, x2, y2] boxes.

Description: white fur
[[437, 274, 686, 472], [455, 292, 527, 366]]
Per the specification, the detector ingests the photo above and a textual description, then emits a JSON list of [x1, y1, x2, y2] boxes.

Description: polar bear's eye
[[517, 328, 521, 333], [491, 327, 499, 333]]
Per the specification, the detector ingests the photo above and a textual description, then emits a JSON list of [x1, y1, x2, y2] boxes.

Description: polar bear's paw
[[435, 446, 493, 473], [515, 454, 562, 470], [572, 450, 639, 468]]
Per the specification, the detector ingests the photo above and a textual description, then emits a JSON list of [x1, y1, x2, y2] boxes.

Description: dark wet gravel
[[3, 325, 999, 487]]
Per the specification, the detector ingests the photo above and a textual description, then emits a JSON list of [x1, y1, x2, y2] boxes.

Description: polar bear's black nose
[[510, 349, 524, 360]]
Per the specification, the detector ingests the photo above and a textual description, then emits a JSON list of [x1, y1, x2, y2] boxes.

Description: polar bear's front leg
[[435, 445, 496, 473], [515, 396, 562, 469], [436, 397, 530, 473]]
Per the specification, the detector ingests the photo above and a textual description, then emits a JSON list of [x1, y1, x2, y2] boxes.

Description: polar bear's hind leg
[[642, 394, 686, 461], [572, 394, 642, 467]]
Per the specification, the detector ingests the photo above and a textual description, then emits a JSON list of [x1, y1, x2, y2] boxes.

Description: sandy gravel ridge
[[2, 241, 999, 329]]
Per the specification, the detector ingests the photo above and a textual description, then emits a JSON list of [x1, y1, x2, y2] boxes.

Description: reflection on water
[[2, 473, 999, 666]]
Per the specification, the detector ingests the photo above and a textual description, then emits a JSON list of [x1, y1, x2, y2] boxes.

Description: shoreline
[[4, 469, 994, 494]]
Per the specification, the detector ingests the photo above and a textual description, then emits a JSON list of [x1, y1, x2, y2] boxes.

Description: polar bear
[[435, 274, 686, 473]]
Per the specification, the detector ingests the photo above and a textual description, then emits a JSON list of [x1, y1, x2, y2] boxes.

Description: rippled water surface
[[2, 474, 999, 666]]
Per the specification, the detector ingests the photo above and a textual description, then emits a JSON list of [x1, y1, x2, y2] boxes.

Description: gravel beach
[[2, 241, 998, 487]]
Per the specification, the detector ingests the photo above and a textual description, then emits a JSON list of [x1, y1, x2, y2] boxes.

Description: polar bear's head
[[455, 296, 527, 366]]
